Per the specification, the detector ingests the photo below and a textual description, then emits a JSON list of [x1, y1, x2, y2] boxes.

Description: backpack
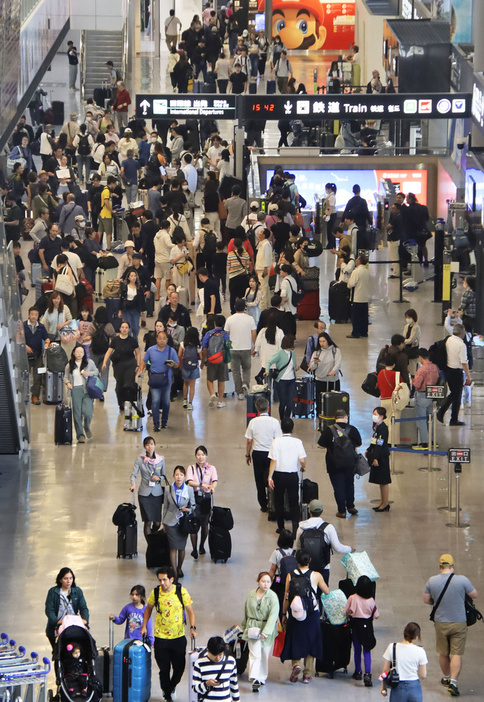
[[154, 583, 186, 623], [182, 344, 199, 371], [287, 276, 305, 307], [288, 569, 314, 620], [45, 343, 68, 373], [330, 425, 357, 469], [278, 549, 298, 584], [112, 502, 136, 526], [207, 329, 225, 364], [203, 230, 217, 256], [299, 522, 331, 573], [90, 323, 110, 356], [77, 134, 91, 157], [428, 338, 448, 371], [115, 68, 123, 82]]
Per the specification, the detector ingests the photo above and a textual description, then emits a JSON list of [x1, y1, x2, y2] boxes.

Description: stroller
[[51, 624, 101, 702]]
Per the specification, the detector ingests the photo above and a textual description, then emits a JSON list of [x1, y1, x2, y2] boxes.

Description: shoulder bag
[[465, 594, 483, 627], [392, 371, 410, 411], [384, 643, 400, 689], [429, 573, 454, 622], [55, 265, 75, 296]]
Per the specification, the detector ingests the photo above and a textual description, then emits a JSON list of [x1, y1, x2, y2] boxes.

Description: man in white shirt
[[165, 10, 181, 50], [437, 324, 471, 426], [255, 228, 273, 311], [182, 153, 198, 194], [206, 135, 224, 171], [241, 202, 260, 230], [346, 253, 370, 339], [52, 239, 83, 283], [268, 418, 306, 536], [294, 500, 352, 583], [154, 221, 174, 299], [279, 264, 297, 336], [224, 299, 256, 399], [245, 396, 282, 512]]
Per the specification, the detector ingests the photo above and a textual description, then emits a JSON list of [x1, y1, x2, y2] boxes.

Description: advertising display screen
[[265, 168, 428, 211], [465, 168, 484, 212]]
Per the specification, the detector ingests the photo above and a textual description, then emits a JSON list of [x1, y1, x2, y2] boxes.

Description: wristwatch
[[190, 625, 197, 630]]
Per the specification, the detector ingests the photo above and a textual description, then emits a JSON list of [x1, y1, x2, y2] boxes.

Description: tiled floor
[[3, 41, 483, 702]]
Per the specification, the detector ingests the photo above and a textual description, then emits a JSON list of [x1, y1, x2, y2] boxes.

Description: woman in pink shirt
[[344, 576, 379, 688], [186, 445, 218, 559]]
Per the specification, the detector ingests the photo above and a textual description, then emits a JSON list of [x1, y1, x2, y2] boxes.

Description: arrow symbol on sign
[[140, 99, 150, 115], [284, 100, 293, 115]]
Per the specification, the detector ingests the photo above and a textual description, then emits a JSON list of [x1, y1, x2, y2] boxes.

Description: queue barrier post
[[446, 465, 470, 528]]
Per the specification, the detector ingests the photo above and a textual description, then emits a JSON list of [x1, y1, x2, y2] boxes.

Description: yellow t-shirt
[[100, 187, 112, 219], [148, 585, 193, 639]]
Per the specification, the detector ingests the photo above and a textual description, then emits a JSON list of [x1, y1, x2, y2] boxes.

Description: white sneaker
[[171, 688, 177, 700], [217, 401, 226, 408], [238, 393, 245, 400], [187, 402, 193, 410], [209, 394, 217, 407], [182, 400, 188, 408], [465, 402, 471, 408], [242, 383, 249, 396]]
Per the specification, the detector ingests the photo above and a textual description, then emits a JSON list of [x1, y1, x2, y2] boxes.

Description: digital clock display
[[252, 103, 275, 112]]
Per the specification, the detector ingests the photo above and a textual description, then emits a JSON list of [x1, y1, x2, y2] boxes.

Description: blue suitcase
[[113, 639, 151, 702], [267, 80, 276, 94]]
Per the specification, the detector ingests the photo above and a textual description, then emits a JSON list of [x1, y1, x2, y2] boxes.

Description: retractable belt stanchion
[[445, 449, 471, 528], [390, 414, 404, 475]]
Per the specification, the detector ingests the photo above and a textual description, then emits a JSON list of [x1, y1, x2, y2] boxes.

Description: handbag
[[392, 372, 410, 411], [179, 511, 200, 534], [86, 375, 104, 400], [148, 371, 169, 388], [361, 372, 380, 398], [354, 454, 371, 477], [384, 643, 400, 689], [247, 627, 261, 639], [176, 259, 193, 276], [465, 594, 483, 626], [272, 630, 285, 657], [59, 321, 81, 343], [218, 198, 227, 220], [55, 266, 75, 296]]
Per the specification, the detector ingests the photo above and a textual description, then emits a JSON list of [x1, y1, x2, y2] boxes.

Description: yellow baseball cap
[[439, 554, 454, 567]]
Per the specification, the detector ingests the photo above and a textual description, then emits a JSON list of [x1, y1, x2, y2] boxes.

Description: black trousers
[[440, 367, 464, 423], [252, 450, 270, 509], [273, 470, 299, 533], [113, 358, 137, 410], [351, 301, 368, 337], [154, 635, 187, 697], [328, 468, 355, 514]]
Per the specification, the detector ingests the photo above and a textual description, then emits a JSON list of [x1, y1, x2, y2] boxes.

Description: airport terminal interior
[[1, 1, 484, 701]]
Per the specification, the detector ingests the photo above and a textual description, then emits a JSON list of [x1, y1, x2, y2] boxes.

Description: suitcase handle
[[109, 619, 114, 651]]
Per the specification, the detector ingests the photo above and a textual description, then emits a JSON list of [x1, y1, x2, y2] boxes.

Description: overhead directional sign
[[135, 94, 237, 119], [241, 92, 472, 121]]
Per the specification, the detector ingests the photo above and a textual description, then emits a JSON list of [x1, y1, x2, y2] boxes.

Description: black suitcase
[[267, 80, 276, 94], [302, 478, 318, 504], [368, 227, 379, 251], [105, 296, 122, 332], [209, 526, 231, 563], [52, 101, 65, 125], [316, 620, 352, 677], [146, 530, 170, 569], [249, 82, 257, 94], [210, 506, 234, 531], [319, 390, 350, 430], [328, 281, 351, 323], [55, 403, 72, 445], [227, 636, 249, 675], [293, 376, 315, 418], [203, 82, 216, 94], [146, 293, 154, 317], [95, 622, 114, 697], [117, 523, 138, 559], [246, 389, 271, 426]]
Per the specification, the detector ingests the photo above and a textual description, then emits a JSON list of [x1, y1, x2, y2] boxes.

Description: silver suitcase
[[43, 371, 64, 404], [95, 267, 118, 300], [123, 400, 143, 432]]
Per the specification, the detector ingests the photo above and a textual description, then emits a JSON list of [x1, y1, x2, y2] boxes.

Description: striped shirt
[[227, 249, 250, 280], [192, 653, 240, 701]]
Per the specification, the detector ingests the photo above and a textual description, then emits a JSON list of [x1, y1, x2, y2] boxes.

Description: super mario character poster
[[258, 0, 355, 51]]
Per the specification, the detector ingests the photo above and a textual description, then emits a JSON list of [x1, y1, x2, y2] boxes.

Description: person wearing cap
[[58, 193, 85, 237], [118, 240, 136, 278], [71, 215, 87, 242], [317, 409, 362, 519], [241, 201, 260, 231], [60, 113, 80, 158], [112, 82, 132, 132], [423, 555, 477, 697], [294, 500, 352, 583]]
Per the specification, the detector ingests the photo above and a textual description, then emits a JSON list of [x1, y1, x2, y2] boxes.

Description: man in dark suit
[[140, 210, 158, 277], [342, 184, 372, 249], [256, 294, 289, 335]]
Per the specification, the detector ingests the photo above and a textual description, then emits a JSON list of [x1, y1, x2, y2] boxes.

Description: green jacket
[[45, 585, 89, 639], [265, 348, 296, 382], [241, 588, 279, 647]]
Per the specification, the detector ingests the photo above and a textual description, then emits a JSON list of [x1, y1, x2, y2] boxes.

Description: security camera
[[457, 136, 469, 150]]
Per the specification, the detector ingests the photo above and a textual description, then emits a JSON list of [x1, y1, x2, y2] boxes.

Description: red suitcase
[[42, 281, 54, 294], [297, 290, 320, 320], [80, 294, 94, 313]]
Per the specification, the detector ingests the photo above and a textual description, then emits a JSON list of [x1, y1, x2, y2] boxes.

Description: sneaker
[[289, 665, 301, 683], [85, 429, 92, 439], [252, 681, 260, 693], [147, 409, 152, 417], [217, 401, 226, 408], [182, 400, 188, 408], [171, 688, 177, 700], [448, 682, 460, 696], [242, 383, 249, 396], [449, 420, 465, 426], [187, 402, 193, 410], [363, 673, 372, 687], [32, 396, 41, 405], [352, 671, 362, 680], [209, 394, 217, 407], [78, 435, 86, 443], [441, 677, 451, 687], [302, 676, 311, 684], [411, 443, 428, 450], [238, 393, 245, 400]]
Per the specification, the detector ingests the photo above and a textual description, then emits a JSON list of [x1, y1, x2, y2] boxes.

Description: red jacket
[[114, 89, 131, 113]]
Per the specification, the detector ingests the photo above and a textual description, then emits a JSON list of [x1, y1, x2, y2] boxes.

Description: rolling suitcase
[[328, 281, 351, 323], [267, 80, 276, 94], [145, 529, 170, 569], [302, 478, 319, 504], [297, 290, 320, 320], [117, 523, 138, 559], [35, 276, 50, 299], [188, 640, 204, 702], [368, 227, 379, 251], [249, 82, 257, 94], [316, 620, 352, 677], [52, 101, 65, 125], [105, 296, 122, 333], [44, 371, 64, 404], [246, 389, 271, 425], [203, 82, 216, 94], [95, 267, 118, 301], [113, 639, 151, 702], [226, 636, 249, 676], [95, 621, 115, 696], [399, 406, 418, 445], [210, 506, 234, 530], [208, 526, 231, 563], [293, 376, 315, 418], [54, 403, 72, 445], [223, 367, 235, 396], [123, 384, 144, 432], [319, 390, 350, 431], [31, 263, 43, 289], [193, 80, 203, 94]]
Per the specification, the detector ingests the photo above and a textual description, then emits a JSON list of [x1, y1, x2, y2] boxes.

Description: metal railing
[[20, 0, 42, 24], [79, 30, 86, 102]]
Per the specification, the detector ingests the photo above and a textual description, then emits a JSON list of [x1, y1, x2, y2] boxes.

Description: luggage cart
[[0, 647, 32, 667], [0, 635, 12, 654], [0, 657, 50, 702]]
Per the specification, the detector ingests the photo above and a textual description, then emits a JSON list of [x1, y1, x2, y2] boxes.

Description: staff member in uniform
[[245, 396, 282, 513]]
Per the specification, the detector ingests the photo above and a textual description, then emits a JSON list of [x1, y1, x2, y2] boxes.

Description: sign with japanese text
[[135, 95, 237, 119]]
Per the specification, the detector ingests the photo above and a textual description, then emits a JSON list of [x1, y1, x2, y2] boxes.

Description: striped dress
[[192, 653, 240, 701]]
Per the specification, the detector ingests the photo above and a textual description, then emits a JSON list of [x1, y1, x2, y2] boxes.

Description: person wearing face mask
[[186, 446, 218, 560], [293, 237, 310, 276], [71, 215, 86, 241], [366, 407, 391, 512], [65, 344, 99, 444]]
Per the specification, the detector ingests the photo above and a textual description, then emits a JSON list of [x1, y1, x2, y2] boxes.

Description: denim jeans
[[275, 378, 296, 419], [121, 308, 140, 340], [125, 183, 138, 204], [328, 468, 355, 513], [389, 680, 422, 702], [414, 391, 432, 443], [76, 155, 89, 182], [150, 383, 171, 429]]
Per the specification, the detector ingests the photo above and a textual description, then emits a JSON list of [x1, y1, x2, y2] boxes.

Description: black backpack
[[112, 502, 136, 526], [278, 549, 298, 584], [77, 134, 91, 156], [288, 569, 314, 613], [203, 230, 217, 256], [287, 275, 305, 307], [299, 522, 331, 573], [154, 583, 186, 623], [330, 424, 357, 469], [428, 338, 448, 370], [90, 323, 110, 355]]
